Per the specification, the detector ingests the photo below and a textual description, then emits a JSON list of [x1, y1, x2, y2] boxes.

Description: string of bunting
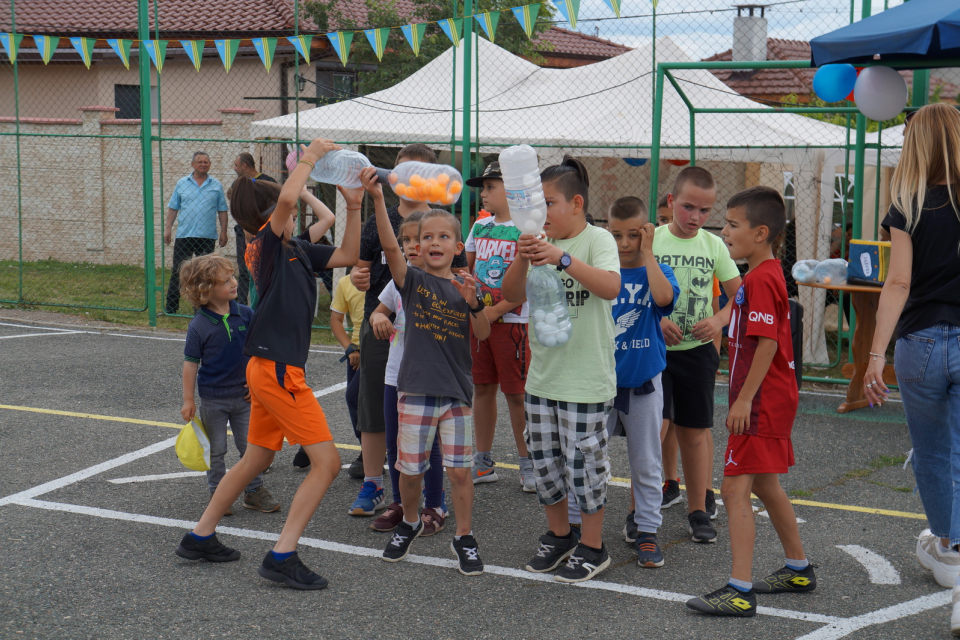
[[0, 0, 646, 70]]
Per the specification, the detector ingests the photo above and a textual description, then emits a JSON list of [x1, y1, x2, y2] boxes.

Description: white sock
[[455, 531, 473, 541], [785, 557, 809, 570], [364, 475, 383, 488], [402, 516, 420, 529], [728, 577, 753, 592]]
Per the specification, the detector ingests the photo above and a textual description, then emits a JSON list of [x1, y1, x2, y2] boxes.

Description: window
[[114, 84, 159, 119], [315, 71, 355, 103], [782, 171, 796, 220]]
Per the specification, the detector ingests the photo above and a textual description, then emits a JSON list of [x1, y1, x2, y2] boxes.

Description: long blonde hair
[[890, 103, 960, 231]]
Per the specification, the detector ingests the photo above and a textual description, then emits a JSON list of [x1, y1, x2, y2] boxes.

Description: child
[[653, 167, 741, 544], [179, 254, 278, 515], [367, 211, 447, 534], [464, 161, 534, 491], [656, 194, 673, 227], [502, 156, 620, 583], [687, 185, 814, 617], [362, 165, 490, 575], [174, 137, 362, 590], [606, 197, 679, 566]]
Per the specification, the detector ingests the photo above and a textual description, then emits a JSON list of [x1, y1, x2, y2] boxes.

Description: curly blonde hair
[[179, 254, 235, 308]]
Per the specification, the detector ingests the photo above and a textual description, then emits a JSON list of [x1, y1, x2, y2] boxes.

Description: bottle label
[[505, 188, 537, 210]]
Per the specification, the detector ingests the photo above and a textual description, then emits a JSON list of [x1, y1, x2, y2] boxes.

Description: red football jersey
[[727, 259, 798, 438]]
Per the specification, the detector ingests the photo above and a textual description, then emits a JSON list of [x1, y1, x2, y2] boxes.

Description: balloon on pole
[[854, 66, 909, 122], [812, 64, 858, 103]]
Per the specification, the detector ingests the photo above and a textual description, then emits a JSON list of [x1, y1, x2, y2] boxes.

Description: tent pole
[[648, 65, 666, 225], [459, 0, 474, 237]]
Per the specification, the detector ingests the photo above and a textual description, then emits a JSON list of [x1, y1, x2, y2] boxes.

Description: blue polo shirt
[[168, 174, 228, 240], [613, 264, 679, 388], [184, 300, 254, 398]]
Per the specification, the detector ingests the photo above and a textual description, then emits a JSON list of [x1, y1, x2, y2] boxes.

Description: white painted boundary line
[[314, 381, 348, 397], [794, 591, 951, 640], [109, 471, 206, 484], [0, 331, 84, 340], [836, 545, 901, 585], [0, 321, 82, 332]]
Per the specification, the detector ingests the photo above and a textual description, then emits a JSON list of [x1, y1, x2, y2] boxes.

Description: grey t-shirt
[[397, 267, 474, 405]]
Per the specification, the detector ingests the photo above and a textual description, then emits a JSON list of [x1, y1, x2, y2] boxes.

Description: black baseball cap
[[465, 161, 502, 188]]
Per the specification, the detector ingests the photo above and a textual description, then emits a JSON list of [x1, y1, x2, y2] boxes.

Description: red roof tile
[[535, 27, 631, 59]]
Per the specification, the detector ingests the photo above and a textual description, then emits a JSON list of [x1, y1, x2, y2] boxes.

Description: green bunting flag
[[69, 37, 95, 69], [215, 39, 239, 73], [602, 0, 621, 17], [326, 31, 353, 66], [180, 40, 204, 72], [363, 28, 390, 62], [438, 19, 463, 48], [474, 12, 500, 43], [0, 33, 23, 64], [401, 23, 428, 56], [107, 39, 132, 69], [142, 40, 167, 73], [287, 35, 314, 64], [511, 4, 542, 39], [252, 37, 278, 72], [552, 0, 580, 29], [33, 35, 59, 64]]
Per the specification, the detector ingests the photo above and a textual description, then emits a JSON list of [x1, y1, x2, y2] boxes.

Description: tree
[[304, 0, 556, 95]]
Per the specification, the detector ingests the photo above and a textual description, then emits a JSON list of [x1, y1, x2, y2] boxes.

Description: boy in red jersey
[[686, 186, 815, 617]]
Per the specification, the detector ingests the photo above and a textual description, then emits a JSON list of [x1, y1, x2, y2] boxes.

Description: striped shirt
[[168, 174, 228, 239]]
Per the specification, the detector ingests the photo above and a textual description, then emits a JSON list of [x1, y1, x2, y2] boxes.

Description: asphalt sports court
[[0, 317, 952, 639]]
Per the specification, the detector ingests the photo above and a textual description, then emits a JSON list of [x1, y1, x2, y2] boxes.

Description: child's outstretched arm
[[181, 361, 198, 422], [522, 236, 620, 300], [299, 187, 336, 243], [640, 223, 675, 308], [271, 137, 341, 238], [454, 271, 491, 341], [692, 275, 742, 344], [360, 167, 407, 288], [726, 336, 777, 435], [325, 184, 363, 268]]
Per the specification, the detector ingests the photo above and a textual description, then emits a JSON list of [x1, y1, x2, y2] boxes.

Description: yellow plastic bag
[[176, 416, 211, 471]]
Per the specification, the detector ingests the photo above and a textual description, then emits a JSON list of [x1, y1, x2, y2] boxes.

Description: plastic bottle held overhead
[[526, 265, 573, 348], [308, 149, 373, 188], [386, 161, 463, 206], [498, 145, 547, 235]]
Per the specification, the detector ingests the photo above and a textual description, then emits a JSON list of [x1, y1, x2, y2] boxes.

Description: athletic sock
[[728, 577, 753, 592], [785, 557, 809, 571], [454, 531, 473, 541], [477, 451, 492, 464], [519, 456, 530, 464], [189, 531, 214, 541], [364, 476, 383, 488], [402, 517, 420, 529], [271, 550, 295, 561]]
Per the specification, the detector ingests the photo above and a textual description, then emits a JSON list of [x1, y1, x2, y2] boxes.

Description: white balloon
[[854, 66, 908, 123], [555, 330, 569, 345]]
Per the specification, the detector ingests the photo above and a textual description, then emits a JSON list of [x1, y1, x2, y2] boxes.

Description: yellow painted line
[[0, 403, 925, 520]]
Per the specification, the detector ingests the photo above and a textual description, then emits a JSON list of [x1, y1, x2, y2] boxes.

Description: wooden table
[[799, 282, 896, 414]]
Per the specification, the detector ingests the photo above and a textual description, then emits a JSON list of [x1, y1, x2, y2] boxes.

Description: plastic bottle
[[498, 145, 547, 235], [386, 161, 463, 206], [309, 149, 374, 188], [526, 266, 572, 348], [813, 258, 848, 286], [791, 259, 820, 284]]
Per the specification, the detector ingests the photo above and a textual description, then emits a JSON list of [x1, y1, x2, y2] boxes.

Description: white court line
[[793, 590, 951, 640], [716, 382, 903, 404], [0, 331, 84, 340], [309, 349, 344, 354], [104, 333, 183, 342], [836, 545, 901, 585], [314, 381, 347, 397], [0, 321, 82, 333], [109, 471, 206, 484]]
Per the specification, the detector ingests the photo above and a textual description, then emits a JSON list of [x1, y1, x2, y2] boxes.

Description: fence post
[[138, 0, 157, 326], [459, 0, 474, 235], [648, 65, 666, 225]]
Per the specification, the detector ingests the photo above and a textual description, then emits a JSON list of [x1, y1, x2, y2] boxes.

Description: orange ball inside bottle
[[394, 183, 407, 196], [448, 181, 463, 195]]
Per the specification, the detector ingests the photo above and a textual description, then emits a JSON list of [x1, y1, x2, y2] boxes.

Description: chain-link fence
[[0, 0, 927, 378]]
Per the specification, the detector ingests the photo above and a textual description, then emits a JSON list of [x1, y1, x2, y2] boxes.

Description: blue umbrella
[[810, 0, 960, 67]]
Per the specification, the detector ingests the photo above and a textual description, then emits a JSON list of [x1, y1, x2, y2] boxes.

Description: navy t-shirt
[[613, 264, 679, 388], [184, 300, 254, 398]]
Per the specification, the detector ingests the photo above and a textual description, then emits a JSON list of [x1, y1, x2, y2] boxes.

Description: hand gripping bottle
[[384, 162, 463, 206], [285, 148, 373, 188], [527, 266, 573, 348], [498, 145, 547, 235]]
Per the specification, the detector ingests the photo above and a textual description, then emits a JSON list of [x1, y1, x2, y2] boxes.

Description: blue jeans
[[897, 323, 960, 546], [199, 395, 262, 494]]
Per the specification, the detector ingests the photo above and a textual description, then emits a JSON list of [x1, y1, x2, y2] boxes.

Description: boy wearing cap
[[465, 161, 534, 491]]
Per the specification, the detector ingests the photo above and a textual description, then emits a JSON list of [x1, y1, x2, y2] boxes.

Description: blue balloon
[[813, 64, 858, 103]]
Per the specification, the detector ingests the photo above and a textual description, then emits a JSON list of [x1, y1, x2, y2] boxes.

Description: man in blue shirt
[[164, 151, 229, 314]]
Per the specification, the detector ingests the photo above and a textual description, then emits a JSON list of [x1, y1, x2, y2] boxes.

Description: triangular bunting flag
[[180, 40, 204, 72], [69, 37, 95, 69], [252, 37, 278, 72], [474, 12, 500, 43], [33, 35, 60, 64], [438, 19, 463, 48], [107, 39, 132, 69], [0, 33, 23, 64], [142, 40, 167, 73], [401, 23, 428, 56], [363, 28, 390, 62], [552, 0, 580, 29], [287, 35, 314, 64], [326, 31, 353, 66], [602, 0, 621, 18], [215, 39, 240, 73], [511, 4, 541, 39]]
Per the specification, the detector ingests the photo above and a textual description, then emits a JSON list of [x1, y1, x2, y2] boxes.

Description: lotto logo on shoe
[[730, 597, 753, 611], [749, 311, 775, 325], [790, 576, 811, 587]]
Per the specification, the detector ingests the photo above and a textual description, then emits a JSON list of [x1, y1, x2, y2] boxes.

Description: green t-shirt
[[652, 224, 740, 351], [525, 224, 620, 403]]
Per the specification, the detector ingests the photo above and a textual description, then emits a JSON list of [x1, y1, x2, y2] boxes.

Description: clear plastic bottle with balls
[[386, 161, 463, 206], [813, 259, 848, 286], [498, 145, 547, 235], [306, 149, 373, 188], [527, 265, 572, 348]]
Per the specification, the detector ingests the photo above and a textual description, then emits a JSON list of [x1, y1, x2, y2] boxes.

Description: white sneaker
[[951, 586, 960, 636], [519, 458, 537, 494], [917, 528, 960, 588]]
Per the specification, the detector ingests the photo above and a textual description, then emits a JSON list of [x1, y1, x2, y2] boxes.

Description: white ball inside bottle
[[555, 330, 569, 345], [523, 219, 539, 234], [540, 333, 558, 347], [544, 312, 557, 325], [533, 308, 545, 322]]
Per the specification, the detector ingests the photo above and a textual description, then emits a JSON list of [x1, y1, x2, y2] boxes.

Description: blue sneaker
[[349, 481, 386, 516], [636, 532, 664, 568]]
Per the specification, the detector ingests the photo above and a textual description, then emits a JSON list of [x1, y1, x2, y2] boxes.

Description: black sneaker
[[292, 446, 311, 471], [623, 511, 638, 543], [525, 531, 579, 573], [382, 520, 421, 562], [175, 532, 241, 562], [705, 489, 719, 520], [686, 584, 757, 617], [661, 479, 681, 508], [347, 453, 364, 480], [257, 551, 328, 590], [451, 535, 484, 576], [636, 532, 664, 568], [555, 543, 611, 583], [753, 564, 817, 593], [688, 510, 717, 543]]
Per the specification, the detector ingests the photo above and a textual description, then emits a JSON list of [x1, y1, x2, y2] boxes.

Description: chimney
[[732, 4, 768, 63]]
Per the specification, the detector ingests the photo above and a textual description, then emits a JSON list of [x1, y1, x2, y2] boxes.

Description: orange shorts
[[723, 434, 794, 476], [246, 356, 332, 451]]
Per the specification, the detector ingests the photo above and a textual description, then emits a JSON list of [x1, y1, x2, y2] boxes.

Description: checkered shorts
[[396, 393, 473, 475], [524, 393, 612, 515]]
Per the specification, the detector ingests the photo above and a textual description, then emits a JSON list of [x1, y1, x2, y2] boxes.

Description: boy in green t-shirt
[[653, 167, 742, 544], [503, 156, 620, 584]]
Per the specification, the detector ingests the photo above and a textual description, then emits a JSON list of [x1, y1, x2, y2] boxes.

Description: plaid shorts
[[524, 393, 612, 515], [396, 393, 473, 475]]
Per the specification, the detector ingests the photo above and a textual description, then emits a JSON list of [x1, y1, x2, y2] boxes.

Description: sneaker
[[661, 478, 681, 508], [420, 507, 446, 536], [686, 584, 757, 617], [555, 543, 611, 583], [370, 502, 403, 532], [705, 489, 719, 520], [451, 535, 484, 575], [382, 520, 421, 562], [347, 453, 364, 480], [623, 511, 638, 543], [257, 551, 328, 590], [917, 528, 960, 588], [349, 481, 386, 516], [688, 510, 717, 543], [951, 585, 960, 636], [752, 564, 817, 593], [525, 531, 579, 573], [636, 532, 664, 568], [473, 454, 499, 484], [292, 446, 310, 471], [175, 532, 241, 562], [243, 487, 281, 513], [520, 458, 537, 493]]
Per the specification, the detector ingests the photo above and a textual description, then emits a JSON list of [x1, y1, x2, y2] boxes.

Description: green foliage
[[304, 0, 555, 95]]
